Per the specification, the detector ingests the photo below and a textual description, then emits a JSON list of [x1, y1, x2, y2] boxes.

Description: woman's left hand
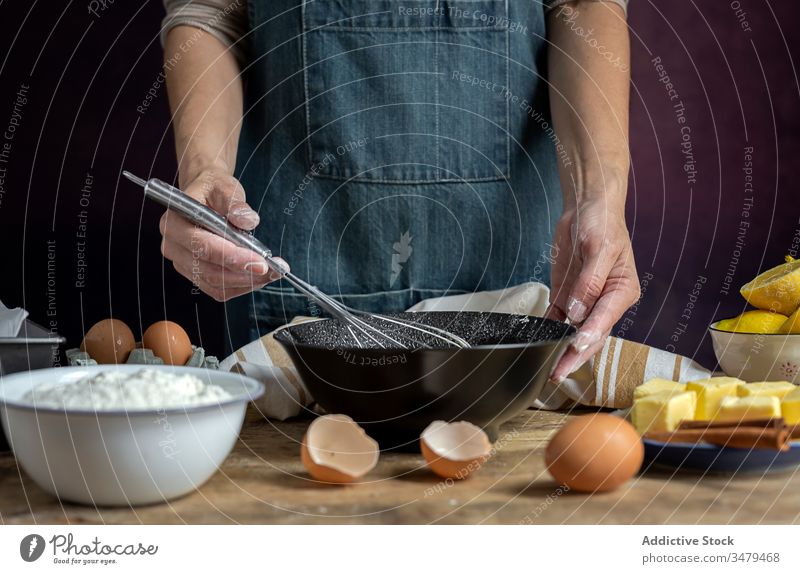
[[546, 199, 640, 382]]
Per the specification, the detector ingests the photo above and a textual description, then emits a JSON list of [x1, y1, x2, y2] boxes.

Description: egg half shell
[[420, 420, 492, 479], [80, 318, 135, 364], [300, 414, 379, 484], [142, 320, 193, 365], [545, 414, 643, 493]]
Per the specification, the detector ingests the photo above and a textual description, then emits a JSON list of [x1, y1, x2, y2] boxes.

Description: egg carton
[[65, 345, 219, 369]]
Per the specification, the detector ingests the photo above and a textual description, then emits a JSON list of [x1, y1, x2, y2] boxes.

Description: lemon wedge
[[715, 310, 788, 333], [780, 307, 800, 334], [740, 256, 800, 316]]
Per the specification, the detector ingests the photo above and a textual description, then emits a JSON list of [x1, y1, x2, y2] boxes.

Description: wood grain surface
[[2, 407, 799, 524]]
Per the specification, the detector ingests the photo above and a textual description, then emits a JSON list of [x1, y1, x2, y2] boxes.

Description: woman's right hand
[[158, 164, 287, 301]]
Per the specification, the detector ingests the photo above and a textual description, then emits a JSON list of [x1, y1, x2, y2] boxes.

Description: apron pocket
[[302, 0, 510, 183]]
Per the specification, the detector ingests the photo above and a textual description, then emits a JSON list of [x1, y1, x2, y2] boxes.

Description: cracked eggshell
[[300, 414, 379, 484], [420, 420, 492, 480]]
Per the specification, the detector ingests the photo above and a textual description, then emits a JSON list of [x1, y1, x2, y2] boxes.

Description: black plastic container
[[274, 311, 575, 449], [0, 319, 65, 450]]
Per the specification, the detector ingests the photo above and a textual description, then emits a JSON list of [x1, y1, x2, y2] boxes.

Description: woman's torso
[[231, 0, 563, 346]]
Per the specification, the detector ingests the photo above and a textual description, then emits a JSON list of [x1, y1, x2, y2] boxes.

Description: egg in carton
[[71, 319, 219, 369]]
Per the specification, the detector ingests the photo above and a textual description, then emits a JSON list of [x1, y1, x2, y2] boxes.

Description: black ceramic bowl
[[274, 311, 575, 449]]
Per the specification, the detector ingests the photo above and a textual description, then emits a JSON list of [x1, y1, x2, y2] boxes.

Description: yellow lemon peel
[[715, 310, 788, 334]]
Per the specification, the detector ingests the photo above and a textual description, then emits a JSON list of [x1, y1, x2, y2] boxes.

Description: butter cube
[[716, 395, 781, 422], [781, 387, 800, 425], [631, 391, 697, 434], [686, 377, 744, 419], [633, 378, 685, 400], [737, 381, 796, 400]]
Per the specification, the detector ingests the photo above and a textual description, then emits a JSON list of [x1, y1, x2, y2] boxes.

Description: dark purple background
[[0, 1, 797, 367]]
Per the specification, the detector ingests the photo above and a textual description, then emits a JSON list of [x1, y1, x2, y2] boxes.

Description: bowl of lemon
[[710, 256, 800, 383]]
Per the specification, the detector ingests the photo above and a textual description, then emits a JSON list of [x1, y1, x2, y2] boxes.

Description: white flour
[[24, 368, 231, 410]]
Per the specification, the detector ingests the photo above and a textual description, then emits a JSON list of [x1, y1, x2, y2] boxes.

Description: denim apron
[[229, 0, 562, 350]]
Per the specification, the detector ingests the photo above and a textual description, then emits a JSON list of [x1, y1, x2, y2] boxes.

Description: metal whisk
[[122, 171, 470, 350]]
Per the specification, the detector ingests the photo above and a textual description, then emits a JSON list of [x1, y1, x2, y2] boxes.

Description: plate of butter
[[620, 377, 800, 474]]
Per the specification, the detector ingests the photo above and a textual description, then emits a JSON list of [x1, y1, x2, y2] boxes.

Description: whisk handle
[[124, 171, 288, 275]]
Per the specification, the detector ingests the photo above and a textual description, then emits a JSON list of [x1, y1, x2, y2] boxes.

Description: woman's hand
[[544, 0, 634, 381], [159, 164, 287, 301], [546, 199, 640, 381]]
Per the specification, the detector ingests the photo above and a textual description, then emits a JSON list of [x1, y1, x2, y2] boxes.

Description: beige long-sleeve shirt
[[161, 0, 629, 65]]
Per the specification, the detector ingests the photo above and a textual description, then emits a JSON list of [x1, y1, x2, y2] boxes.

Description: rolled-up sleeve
[[161, 0, 249, 65], [544, 0, 629, 16]]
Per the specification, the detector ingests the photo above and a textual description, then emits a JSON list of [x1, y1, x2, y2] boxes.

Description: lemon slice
[[740, 256, 800, 316], [715, 310, 788, 333]]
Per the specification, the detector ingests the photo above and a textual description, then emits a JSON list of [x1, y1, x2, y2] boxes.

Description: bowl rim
[[708, 320, 800, 336], [272, 312, 577, 352], [0, 365, 264, 417]]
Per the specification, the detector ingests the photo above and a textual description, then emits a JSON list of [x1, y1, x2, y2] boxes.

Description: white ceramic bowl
[[0, 365, 263, 506], [709, 321, 800, 382]]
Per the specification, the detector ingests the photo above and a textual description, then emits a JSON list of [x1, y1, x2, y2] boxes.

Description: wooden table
[[2, 407, 799, 524]]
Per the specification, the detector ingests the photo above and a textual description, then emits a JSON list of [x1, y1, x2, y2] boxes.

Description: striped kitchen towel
[[538, 336, 711, 410], [219, 317, 317, 420], [221, 282, 711, 419]]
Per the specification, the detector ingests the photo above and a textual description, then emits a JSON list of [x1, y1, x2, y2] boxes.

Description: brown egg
[[420, 420, 492, 480], [300, 414, 379, 484], [80, 318, 135, 364], [545, 414, 643, 493], [142, 320, 193, 365]]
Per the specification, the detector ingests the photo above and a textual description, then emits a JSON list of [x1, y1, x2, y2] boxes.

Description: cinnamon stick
[[645, 426, 790, 451], [678, 418, 783, 431]]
